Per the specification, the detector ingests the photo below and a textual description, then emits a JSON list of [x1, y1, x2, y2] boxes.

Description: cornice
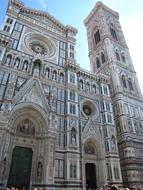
[[9, 0, 78, 35]]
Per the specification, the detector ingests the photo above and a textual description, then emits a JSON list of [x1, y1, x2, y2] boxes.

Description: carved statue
[[33, 63, 40, 76], [14, 59, 20, 69], [23, 61, 28, 71], [45, 68, 50, 78], [111, 136, 117, 151], [17, 119, 35, 136], [105, 38, 114, 62], [71, 128, 76, 145], [5, 55, 11, 66], [37, 161, 43, 180]]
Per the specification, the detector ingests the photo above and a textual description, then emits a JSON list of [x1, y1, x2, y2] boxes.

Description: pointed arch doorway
[[7, 146, 33, 190], [85, 163, 97, 190]]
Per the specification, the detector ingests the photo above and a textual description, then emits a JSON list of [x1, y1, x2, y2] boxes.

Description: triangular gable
[[12, 77, 49, 112], [82, 118, 101, 141], [21, 12, 64, 32], [9, 0, 77, 35]]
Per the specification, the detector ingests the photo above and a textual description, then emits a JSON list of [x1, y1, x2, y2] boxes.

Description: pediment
[[12, 77, 49, 112], [20, 8, 66, 33], [82, 119, 101, 141], [22, 13, 57, 29]]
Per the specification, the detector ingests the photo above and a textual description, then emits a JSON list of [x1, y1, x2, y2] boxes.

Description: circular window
[[30, 42, 46, 55], [24, 33, 56, 58], [82, 100, 96, 117], [83, 105, 92, 116]]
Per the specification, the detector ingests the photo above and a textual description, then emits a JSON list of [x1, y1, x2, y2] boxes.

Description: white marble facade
[[0, 1, 142, 190]]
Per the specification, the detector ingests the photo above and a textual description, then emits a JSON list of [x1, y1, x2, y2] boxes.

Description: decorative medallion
[[23, 33, 56, 59], [82, 100, 96, 117], [29, 41, 47, 55]]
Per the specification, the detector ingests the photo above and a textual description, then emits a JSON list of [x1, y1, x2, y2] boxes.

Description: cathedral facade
[[0, 0, 142, 189]]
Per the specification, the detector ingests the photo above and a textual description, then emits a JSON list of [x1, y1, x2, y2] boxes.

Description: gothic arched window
[[128, 78, 134, 91], [96, 57, 100, 69], [94, 30, 101, 44], [121, 75, 127, 88], [110, 27, 118, 41], [115, 51, 120, 61], [5, 54, 12, 66], [101, 52, 105, 64], [70, 104, 76, 114], [121, 54, 126, 63]]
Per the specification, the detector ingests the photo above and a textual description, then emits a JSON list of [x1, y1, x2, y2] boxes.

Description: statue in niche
[[5, 55, 12, 66], [105, 38, 114, 62], [111, 136, 116, 151], [14, 58, 20, 69], [37, 161, 43, 180], [33, 61, 41, 76], [45, 68, 50, 78], [71, 128, 76, 145], [17, 119, 35, 136], [23, 61, 28, 71]]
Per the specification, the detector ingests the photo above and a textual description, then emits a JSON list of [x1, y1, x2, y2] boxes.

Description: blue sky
[[0, 0, 143, 93]]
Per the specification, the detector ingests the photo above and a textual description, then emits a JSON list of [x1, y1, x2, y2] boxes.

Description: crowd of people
[[94, 185, 143, 190], [2, 185, 143, 190]]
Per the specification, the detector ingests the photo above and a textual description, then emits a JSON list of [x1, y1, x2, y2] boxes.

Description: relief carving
[[17, 119, 35, 136]]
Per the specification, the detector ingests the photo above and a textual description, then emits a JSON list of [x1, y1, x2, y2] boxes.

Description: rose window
[[82, 100, 96, 117], [30, 41, 47, 55]]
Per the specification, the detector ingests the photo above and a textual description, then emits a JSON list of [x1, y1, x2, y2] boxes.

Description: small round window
[[82, 100, 96, 117], [83, 105, 92, 116]]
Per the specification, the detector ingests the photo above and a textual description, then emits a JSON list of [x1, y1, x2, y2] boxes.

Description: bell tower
[[85, 2, 143, 188]]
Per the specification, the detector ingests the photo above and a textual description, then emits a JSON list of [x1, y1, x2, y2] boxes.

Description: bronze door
[[7, 146, 33, 190], [85, 163, 97, 190]]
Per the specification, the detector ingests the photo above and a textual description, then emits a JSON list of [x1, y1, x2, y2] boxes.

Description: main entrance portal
[[85, 163, 97, 190], [7, 146, 33, 190]]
